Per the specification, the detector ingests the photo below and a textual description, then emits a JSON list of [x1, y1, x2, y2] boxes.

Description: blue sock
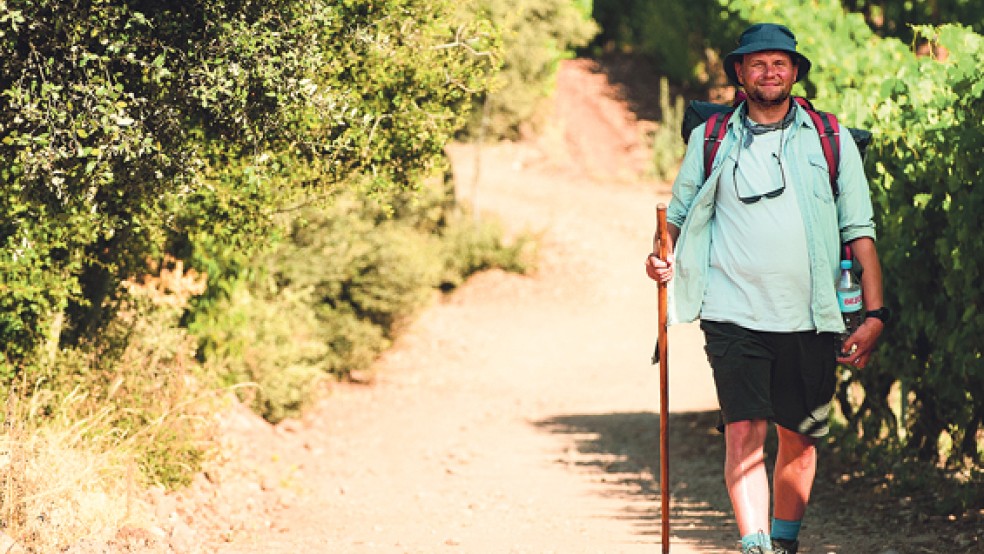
[[741, 531, 771, 550], [771, 518, 802, 541]]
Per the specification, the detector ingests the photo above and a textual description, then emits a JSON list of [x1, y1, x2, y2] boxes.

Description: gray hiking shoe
[[772, 538, 799, 554]]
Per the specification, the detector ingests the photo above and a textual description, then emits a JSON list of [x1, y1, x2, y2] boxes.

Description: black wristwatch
[[865, 307, 892, 324]]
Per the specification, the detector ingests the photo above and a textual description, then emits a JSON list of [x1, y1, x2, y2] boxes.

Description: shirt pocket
[[808, 154, 835, 204]]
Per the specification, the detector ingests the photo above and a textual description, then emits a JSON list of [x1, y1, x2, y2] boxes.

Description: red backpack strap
[[703, 111, 733, 178], [794, 97, 841, 197]]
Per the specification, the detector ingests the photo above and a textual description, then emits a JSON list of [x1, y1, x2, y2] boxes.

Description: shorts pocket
[[701, 320, 735, 364], [703, 339, 731, 360]]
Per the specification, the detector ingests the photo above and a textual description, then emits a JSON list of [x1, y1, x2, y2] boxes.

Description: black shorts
[[700, 320, 837, 438]]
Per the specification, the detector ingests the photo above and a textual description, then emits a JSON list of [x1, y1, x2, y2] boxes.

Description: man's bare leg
[[725, 419, 771, 536], [773, 426, 817, 521]]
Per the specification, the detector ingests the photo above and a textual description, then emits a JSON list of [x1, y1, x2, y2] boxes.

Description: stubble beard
[[746, 87, 791, 107]]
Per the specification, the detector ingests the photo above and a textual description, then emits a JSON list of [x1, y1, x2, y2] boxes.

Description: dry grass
[[0, 256, 219, 551], [0, 398, 147, 552]]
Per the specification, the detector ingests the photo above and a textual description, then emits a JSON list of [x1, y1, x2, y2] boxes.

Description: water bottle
[[836, 258, 863, 356]]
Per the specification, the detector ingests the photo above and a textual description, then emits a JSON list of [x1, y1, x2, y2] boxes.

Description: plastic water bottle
[[836, 258, 863, 356]]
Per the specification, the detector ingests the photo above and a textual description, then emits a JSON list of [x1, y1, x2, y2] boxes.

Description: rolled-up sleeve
[[835, 125, 877, 243]]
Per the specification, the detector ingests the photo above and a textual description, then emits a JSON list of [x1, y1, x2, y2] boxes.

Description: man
[[644, 23, 889, 554]]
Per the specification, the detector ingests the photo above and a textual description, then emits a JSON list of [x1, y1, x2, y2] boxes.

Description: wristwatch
[[865, 307, 892, 324]]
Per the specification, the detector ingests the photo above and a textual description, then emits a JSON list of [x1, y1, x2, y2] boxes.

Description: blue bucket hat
[[723, 23, 812, 85]]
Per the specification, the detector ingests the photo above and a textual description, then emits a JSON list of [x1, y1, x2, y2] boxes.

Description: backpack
[[681, 92, 872, 198]]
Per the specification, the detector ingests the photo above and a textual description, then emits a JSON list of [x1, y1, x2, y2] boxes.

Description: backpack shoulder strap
[[793, 96, 842, 197], [703, 110, 733, 178]]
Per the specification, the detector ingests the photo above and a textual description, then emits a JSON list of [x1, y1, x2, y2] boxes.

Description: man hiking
[[644, 23, 889, 554]]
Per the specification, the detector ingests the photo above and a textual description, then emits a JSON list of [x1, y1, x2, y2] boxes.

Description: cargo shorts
[[700, 320, 838, 438]]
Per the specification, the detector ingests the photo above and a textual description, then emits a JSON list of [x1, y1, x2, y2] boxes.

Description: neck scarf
[[743, 103, 796, 135]]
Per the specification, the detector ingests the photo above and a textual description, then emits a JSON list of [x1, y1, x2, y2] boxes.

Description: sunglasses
[[733, 129, 787, 204]]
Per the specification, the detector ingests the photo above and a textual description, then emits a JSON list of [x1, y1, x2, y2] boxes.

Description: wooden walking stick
[[656, 204, 671, 553]]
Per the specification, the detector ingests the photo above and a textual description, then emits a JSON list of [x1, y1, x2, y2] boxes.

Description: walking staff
[[655, 204, 671, 553]]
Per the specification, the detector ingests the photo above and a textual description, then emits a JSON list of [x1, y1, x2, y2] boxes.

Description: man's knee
[[725, 419, 769, 451], [777, 427, 818, 469]]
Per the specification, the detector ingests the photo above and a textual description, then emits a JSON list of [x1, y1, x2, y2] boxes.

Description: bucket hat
[[723, 23, 811, 85]]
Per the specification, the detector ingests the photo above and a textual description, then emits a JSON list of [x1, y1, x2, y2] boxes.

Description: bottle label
[[838, 291, 863, 313]]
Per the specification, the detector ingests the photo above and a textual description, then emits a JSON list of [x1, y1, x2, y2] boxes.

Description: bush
[[192, 282, 331, 424], [1, 0, 497, 379], [589, 0, 743, 86], [0, 0, 334, 373], [839, 0, 984, 43], [462, 0, 599, 138], [192, 176, 535, 422], [440, 211, 538, 288], [651, 77, 686, 182], [46, 257, 215, 488], [1, 255, 217, 520]]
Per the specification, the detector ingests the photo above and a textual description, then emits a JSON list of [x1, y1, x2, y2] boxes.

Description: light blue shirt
[[703, 126, 814, 332], [667, 101, 876, 333]]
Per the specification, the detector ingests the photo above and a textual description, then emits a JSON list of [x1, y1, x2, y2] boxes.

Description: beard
[[746, 85, 791, 107]]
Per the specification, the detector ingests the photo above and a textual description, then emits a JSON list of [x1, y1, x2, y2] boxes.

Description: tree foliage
[[841, 0, 983, 42], [590, 0, 745, 85], [0, 0, 497, 376], [463, 0, 598, 138]]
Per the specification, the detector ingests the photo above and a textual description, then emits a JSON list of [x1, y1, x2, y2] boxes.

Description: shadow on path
[[534, 410, 736, 551], [535, 409, 983, 553]]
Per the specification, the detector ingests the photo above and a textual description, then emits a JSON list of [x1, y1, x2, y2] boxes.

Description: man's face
[[734, 50, 798, 106]]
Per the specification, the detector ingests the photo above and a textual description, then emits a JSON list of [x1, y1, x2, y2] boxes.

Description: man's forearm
[[850, 237, 884, 311]]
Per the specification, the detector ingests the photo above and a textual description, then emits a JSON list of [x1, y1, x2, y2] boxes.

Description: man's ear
[[734, 60, 743, 86]]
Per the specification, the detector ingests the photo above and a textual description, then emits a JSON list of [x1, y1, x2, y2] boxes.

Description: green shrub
[[191, 175, 536, 422], [192, 195, 446, 421], [462, 0, 599, 138], [440, 212, 537, 288], [193, 283, 330, 424], [839, 0, 984, 42], [0, 0, 335, 373], [11, 258, 217, 489], [590, 0, 742, 86], [651, 76, 686, 182]]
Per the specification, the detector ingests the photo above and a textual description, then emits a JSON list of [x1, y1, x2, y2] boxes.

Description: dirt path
[[209, 76, 726, 552], [164, 60, 980, 554]]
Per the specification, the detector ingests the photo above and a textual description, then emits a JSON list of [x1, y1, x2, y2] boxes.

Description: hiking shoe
[[740, 545, 774, 554], [772, 538, 799, 554]]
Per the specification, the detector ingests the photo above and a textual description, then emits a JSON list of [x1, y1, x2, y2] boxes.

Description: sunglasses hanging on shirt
[[732, 106, 792, 204]]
